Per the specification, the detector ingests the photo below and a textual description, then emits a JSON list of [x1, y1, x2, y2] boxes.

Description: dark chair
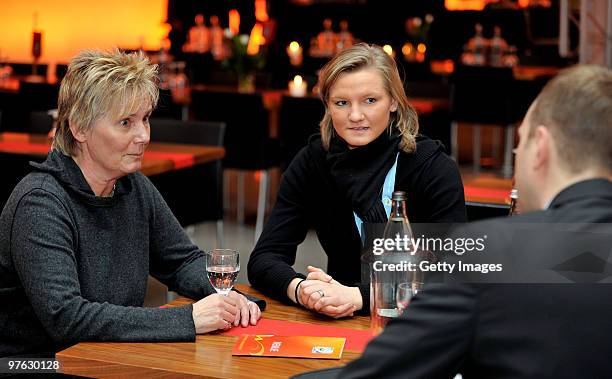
[[55, 64, 68, 81], [149, 117, 226, 246], [0, 92, 24, 132], [19, 81, 60, 112], [184, 52, 215, 84], [190, 89, 282, 241], [450, 65, 518, 178], [405, 81, 452, 153], [9, 62, 48, 78], [28, 111, 54, 135], [152, 88, 183, 120], [278, 95, 325, 171], [399, 61, 436, 82]]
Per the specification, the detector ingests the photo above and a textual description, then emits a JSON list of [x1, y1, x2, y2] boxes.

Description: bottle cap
[[392, 191, 407, 201]]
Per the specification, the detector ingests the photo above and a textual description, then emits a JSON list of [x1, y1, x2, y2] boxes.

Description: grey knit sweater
[[0, 150, 215, 357]]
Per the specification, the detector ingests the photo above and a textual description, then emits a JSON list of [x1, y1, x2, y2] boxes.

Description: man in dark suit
[[339, 65, 612, 378]]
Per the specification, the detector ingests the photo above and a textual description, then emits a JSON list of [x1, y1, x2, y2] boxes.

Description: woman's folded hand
[[299, 266, 363, 318]]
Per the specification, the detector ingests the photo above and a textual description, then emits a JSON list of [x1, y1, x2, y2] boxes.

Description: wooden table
[[0, 132, 225, 177], [56, 285, 369, 378]]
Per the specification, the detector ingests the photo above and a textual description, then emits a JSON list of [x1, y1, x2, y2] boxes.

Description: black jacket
[[340, 179, 612, 378], [248, 135, 466, 312]]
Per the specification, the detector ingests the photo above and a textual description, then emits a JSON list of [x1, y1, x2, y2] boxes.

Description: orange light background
[[446, 0, 491, 10], [0, 0, 168, 73], [446, 0, 530, 10]]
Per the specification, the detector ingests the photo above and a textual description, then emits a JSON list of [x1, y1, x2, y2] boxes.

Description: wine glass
[[396, 282, 421, 315], [206, 249, 239, 296]]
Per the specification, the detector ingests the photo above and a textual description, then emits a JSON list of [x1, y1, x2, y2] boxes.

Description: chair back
[[9, 63, 48, 77], [28, 111, 54, 135], [405, 81, 452, 153], [55, 64, 69, 81], [152, 88, 182, 120], [149, 118, 226, 226], [278, 95, 324, 170], [150, 118, 224, 146], [19, 81, 60, 112], [0, 92, 24, 131], [450, 65, 516, 125], [190, 90, 279, 170]]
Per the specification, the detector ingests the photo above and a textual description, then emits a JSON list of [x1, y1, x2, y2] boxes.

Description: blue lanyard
[[353, 153, 399, 238]]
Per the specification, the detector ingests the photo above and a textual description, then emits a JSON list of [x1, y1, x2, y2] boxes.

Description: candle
[[402, 42, 414, 61], [287, 41, 303, 66], [288, 75, 307, 97], [416, 43, 426, 62], [382, 44, 395, 58]]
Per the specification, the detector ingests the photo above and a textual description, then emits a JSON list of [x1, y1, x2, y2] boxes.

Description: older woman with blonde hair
[[248, 43, 466, 318], [0, 49, 260, 358]]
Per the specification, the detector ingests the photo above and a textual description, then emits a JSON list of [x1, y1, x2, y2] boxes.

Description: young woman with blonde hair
[[248, 43, 466, 318]]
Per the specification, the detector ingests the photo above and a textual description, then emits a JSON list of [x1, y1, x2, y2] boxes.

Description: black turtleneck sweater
[[248, 135, 467, 313], [0, 150, 214, 357]]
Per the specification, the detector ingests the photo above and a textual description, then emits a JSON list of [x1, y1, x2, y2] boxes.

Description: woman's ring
[[317, 289, 325, 298]]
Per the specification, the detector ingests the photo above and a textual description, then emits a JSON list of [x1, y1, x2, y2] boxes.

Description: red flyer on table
[[232, 334, 346, 359]]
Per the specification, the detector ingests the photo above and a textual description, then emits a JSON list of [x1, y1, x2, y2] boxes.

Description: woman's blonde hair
[[317, 43, 419, 152], [53, 49, 159, 155]]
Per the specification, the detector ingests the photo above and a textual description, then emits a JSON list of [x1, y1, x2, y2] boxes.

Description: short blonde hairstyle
[[53, 49, 159, 155], [317, 43, 419, 152]]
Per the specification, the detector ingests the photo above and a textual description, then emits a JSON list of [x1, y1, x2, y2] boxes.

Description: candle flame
[[382, 44, 393, 56], [289, 41, 300, 52], [294, 75, 303, 85], [402, 43, 413, 55], [417, 43, 426, 53]]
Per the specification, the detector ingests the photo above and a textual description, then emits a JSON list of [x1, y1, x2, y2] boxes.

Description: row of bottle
[[461, 24, 519, 67], [309, 18, 355, 58], [183, 14, 227, 60]]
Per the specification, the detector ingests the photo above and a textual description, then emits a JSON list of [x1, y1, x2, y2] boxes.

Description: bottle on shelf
[[469, 23, 487, 66], [489, 26, 507, 67]]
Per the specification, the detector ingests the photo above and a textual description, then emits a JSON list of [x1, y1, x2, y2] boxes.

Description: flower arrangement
[[405, 14, 434, 45], [222, 34, 266, 90], [403, 14, 434, 62]]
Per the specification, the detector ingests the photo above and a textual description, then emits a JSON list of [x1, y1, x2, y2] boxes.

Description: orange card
[[232, 334, 346, 359]]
